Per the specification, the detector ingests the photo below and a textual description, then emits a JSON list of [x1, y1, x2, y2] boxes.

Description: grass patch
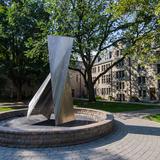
[[74, 99, 160, 113], [145, 114, 160, 123], [0, 107, 14, 112]]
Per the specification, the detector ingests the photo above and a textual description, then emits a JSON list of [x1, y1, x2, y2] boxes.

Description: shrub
[[96, 96, 102, 100], [109, 96, 115, 101]]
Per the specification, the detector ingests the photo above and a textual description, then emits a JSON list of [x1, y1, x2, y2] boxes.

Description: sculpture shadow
[[34, 119, 95, 127]]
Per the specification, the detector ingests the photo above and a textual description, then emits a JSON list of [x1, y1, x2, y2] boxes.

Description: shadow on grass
[[74, 99, 160, 113]]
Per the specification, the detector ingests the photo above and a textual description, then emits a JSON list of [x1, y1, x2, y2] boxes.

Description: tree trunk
[[87, 70, 96, 102]]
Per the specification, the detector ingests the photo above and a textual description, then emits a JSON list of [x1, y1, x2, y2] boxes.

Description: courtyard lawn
[[74, 99, 160, 113], [145, 114, 160, 123]]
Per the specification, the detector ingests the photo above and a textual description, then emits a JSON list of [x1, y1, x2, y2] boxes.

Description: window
[[139, 89, 146, 98], [143, 90, 146, 98], [105, 52, 112, 59], [101, 64, 110, 72], [101, 74, 111, 84], [117, 94, 125, 101], [101, 65, 103, 71], [102, 75, 105, 84], [101, 65, 105, 72], [138, 76, 146, 84], [106, 74, 111, 83], [116, 71, 125, 79], [116, 82, 125, 90], [98, 66, 100, 72], [109, 52, 112, 59], [101, 88, 106, 95], [116, 59, 124, 68], [157, 64, 160, 74], [106, 88, 111, 95], [92, 67, 96, 73], [116, 50, 120, 57]]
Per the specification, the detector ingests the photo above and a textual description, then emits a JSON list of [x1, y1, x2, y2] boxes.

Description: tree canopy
[[0, 0, 159, 101], [45, 0, 158, 101], [0, 0, 49, 100], [111, 0, 160, 64]]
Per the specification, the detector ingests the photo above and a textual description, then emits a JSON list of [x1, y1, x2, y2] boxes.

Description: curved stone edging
[[0, 108, 114, 148]]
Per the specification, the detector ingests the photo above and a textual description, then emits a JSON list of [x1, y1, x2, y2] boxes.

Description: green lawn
[[74, 99, 160, 113], [0, 107, 14, 112], [0, 100, 159, 113], [145, 114, 160, 123]]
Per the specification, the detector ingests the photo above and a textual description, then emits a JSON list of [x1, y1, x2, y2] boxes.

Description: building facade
[[92, 48, 160, 102], [1, 50, 159, 102], [69, 70, 87, 98]]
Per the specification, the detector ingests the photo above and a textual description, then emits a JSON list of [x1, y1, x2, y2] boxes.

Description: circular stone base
[[0, 108, 114, 148]]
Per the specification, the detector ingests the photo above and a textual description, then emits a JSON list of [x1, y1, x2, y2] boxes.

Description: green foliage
[[108, 96, 115, 101], [45, 0, 153, 101], [111, 0, 160, 64], [0, 107, 14, 112], [0, 0, 50, 99], [1, 0, 159, 101], [95, 96, 102, 100], [46, 0, 111, 52]]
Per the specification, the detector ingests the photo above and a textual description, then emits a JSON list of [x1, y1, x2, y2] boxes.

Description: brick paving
[[0, 109, 160, 160]]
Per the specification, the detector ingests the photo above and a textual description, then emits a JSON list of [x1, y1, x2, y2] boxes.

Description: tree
[[0, 0, 50, 100], [46, 0, 156, 101], [111, 0, 160, 64]]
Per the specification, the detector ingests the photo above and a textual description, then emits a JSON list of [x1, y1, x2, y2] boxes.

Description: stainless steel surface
[[27, 74, 54, 119], [48, 36, 75, 125], [55, 74, 75, 125], [27, 36, 75, 125]]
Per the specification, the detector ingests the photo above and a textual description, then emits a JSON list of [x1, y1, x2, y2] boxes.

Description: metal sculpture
[[27, 36, 75, 125]]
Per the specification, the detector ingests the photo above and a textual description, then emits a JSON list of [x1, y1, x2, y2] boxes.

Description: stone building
[[1, 50, 159, 102], [92, 48, 160, 102], [0, 70, 87, 100], [69, 68, 87, 98]]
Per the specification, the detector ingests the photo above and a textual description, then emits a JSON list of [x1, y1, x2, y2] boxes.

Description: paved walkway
[[0, 109, 160, 160]]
